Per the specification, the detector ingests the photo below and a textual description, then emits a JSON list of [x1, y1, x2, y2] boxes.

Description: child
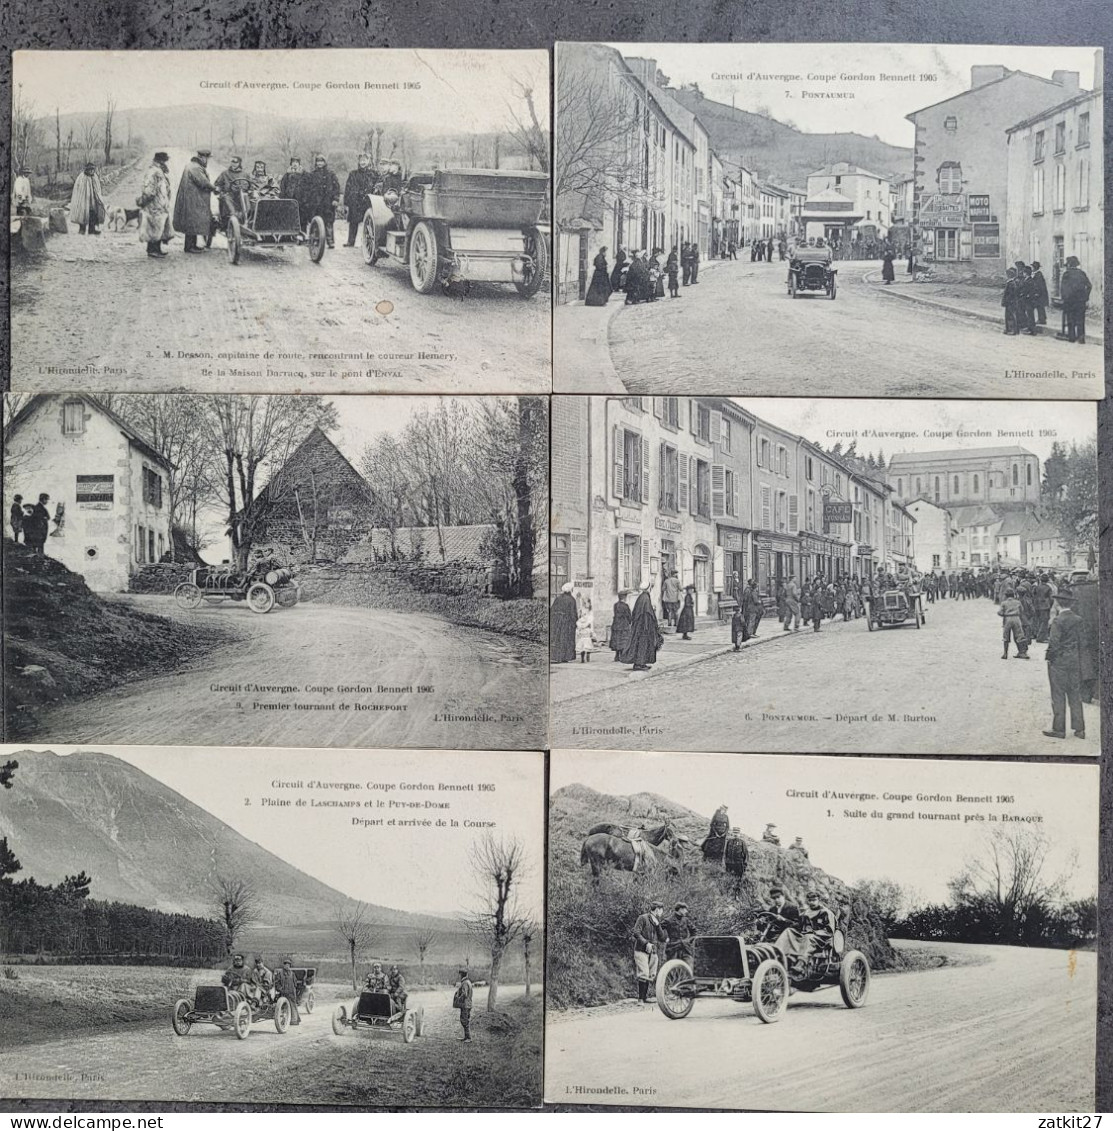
[[576, 599, 594, 663]]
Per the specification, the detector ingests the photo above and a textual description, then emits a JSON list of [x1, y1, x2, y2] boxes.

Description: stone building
[[5, 394, 172, 592], [905, 497, 956, 573], [805, 163, 893, 241], [888, 445, 1041, 508]]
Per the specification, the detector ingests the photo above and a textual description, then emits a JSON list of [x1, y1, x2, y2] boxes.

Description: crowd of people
[[1002, 257, 1092, 343], [8, 492, 61, 555], [585, 243, 708, 306]]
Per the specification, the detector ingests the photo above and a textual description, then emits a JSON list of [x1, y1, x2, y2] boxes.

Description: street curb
[[864, 272, 1104, 346]]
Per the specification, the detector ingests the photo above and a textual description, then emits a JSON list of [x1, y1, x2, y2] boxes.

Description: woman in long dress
[[610, 247, 627, 293], [881, 249, 896, 284], [620, 583, 662, 671], [550, 583, 578, 663], [610, 591, 632, 661], [676, 585, 696, 640], [585, 248, 611, 306]]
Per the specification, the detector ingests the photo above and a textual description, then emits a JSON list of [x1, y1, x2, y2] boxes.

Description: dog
[[107, 205, 142, 232]]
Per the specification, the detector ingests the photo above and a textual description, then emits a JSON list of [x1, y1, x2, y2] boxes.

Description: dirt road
[[28, 595, 545, 749], [545, 942, 1095, 1111], [0, 982, 532, 1105], [11, 149, 549, 394]]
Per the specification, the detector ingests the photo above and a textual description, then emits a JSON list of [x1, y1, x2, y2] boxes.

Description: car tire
[[171, 998, 192, 1036], [331, 1005, 348, 1036], [839, 950, 871, 1008], [233, 1001, 251, 1039], [655, 958, 695, 1019], [751, 958, 789, 1024]]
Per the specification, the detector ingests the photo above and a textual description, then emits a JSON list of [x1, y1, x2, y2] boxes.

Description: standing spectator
[[305, 154, 341, 249], [1029, 260, 1049, 330], [342, 154, 377, 247], [662, 903, 696, 962], [881, 248, 895, 284], [690, 242, 700, 283], [998, 587, 1029, 660], [549, 583, 578, 663], [279, 157, 307, 223], [585, 246, 611, 306], [782, 575, 802, 633], [452, 969, 473, 1041], [1001, 268, 1021, 334], [575, 598, 595, 663], [666, 246, 680, 298], [676, 584, 696, 640], [609, 246, 627, 293], [1042, 590, 1085, 740], [1057, 256, 1092, 344], [9, 495, 24, 542], [173, 149, 219, 253], [661, 570, 681, 627], [69, 162, 106, 235], [620, 580, 663, 672], [137, 151, 173, 259], [609, 590, 632, 662], [631, 900, 667, 1004]]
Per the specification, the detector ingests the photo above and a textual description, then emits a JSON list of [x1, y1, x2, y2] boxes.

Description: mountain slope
[[0, 749, 449, 928], [670, 88, 912, 187]]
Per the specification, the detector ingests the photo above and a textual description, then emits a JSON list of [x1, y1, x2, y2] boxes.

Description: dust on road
[[28, 595, 545, 750], [12, 151, 550, 395], [545, 942, 1095, 1111]]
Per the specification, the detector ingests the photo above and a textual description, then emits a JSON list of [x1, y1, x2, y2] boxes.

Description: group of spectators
[[8, 492, 60, 555], [1002, 256, 1092, 344], [584, 244, 704, 306]]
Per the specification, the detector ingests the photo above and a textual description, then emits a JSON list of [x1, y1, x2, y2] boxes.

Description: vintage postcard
[[546, 748, 1097, 1112], [550, 395, 1098, 756], [3, 392, 548, 749], [553, 42, 1103, 398], [10, 49, 551, 394], [0, 744, 544, 1106]]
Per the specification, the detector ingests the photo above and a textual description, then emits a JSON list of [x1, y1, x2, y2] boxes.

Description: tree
[[0, 759, 16, 789], [12, 85, 45, 177], [1041, 441, 1069, 500], [521, 921, 537, 997], [78, 119, 103, 167], [465, 833, 530, 1011], [413, 927, 438, 983], [505, 60, 551, 173], [211, 874, 260, 956], [334, 903, 377, 990], [1044, 439, 1097, 565], [853, 877, 915, 932], [103, 97, 116, 167]]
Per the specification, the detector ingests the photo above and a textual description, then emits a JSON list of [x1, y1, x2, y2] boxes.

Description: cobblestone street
[[554, 256, 1102, 398], [550, 596, 1099, 757]]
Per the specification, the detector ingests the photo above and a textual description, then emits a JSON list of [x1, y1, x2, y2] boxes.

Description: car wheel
[[402, 1009, 417, 1043], [751, 958, 789, 1024], [173, 583, 202, 611], [655, 959, 695, 1019], [331, 1005, 348, 1036], [307, 216, 327, 263], [515, 226, 548, 298], [246, 582, 275, 614], [415, 1006, 425, 1037], [304, 987, 315, 1014], [839, 950, 871, 1008], [171, 998, 192, 1036], [233, 1001, 251, 1039], [362, 208, 381, 266], [227, 215, 241, 265], [408, 220, 440, 294], [274, 996, 291, 1033]]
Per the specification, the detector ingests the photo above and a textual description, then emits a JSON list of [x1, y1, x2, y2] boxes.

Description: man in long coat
[[304, 154, 341, 248], [621, 581, 662, 671], [137, 151, 172, 258], [342, 154, 377, 247], [280, 157, 307, 222], [69, 162, 106, 234], [1042, 590, 1085, 739], [1072, 577, 1099, 704], [214, 155, 250, 227], [1057, 256, 1092, 343], [173, 149, 219, 253], [550, 582, 578, 663]]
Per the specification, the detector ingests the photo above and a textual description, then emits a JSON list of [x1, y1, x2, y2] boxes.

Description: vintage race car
[[866, 587, 925, 631], [174, 562, 301, 615], [655, 919, 870, 1024], [171, 984, 294, 1039], [293, 966, 316, 1013], [331, 990, 425, 1042], [787, 251, 837, 299]]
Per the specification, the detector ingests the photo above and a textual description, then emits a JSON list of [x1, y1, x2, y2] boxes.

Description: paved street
[[550, 596, 1099, 757], [554, 257, 1102, 398], [11, 148, 549, 394]]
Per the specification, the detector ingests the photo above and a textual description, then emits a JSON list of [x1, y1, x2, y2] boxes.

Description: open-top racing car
[[171, 983, 294, 1039], [331, 990, 425, 1042], [655, 917, 871, 1024]]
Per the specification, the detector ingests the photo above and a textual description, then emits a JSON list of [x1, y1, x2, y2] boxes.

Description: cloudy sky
[[607, 43, 1100, 147], [735, 397, 1095, 467], [552, 750, 1097, 905], [11, 745, 545, 920], [14, 50, 549, 135]]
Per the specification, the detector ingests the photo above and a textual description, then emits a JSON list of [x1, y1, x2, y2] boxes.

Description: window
[[623, 396, 646, 413], [936, 228, 960, 259], [621, 534, 642, 592], [659, 444, 679, 513], [550, 533, 570, 596], [915, 477, 921, 495], [696, 404, 711, 442], [136, 525, 145, 563], [1012, 464, 1018, 486], [1054, 164, 1066, 211], [1054, 121, 1066, 155], [724, 469, 736, 516], [934, 476, 941, 502], [147, 529, 155, 563], [1033, 167, 1045, 213], [1026, 464, 1032, 487], [758, 437, 770, 468], [944, 115, 958, 132], [1078, 112, 1090, 147], [695, 459, 711, 519], [143, 467, 163, 508], [777, 445, 788, 476], [720, 419, 731, 453], [938, 164, 962, 193], [661, 397, 680, 428], [775, 490, 787, 532], [973, 474, 979, 495], [62, 400, 85, 435], [623, 430, 643, 502], [897, 479, 903, 498], [953, 475, 960, 494], [1076, 159, 1089, 208], [1034, 130, 1045, 162], [76, 474, 114, 504]]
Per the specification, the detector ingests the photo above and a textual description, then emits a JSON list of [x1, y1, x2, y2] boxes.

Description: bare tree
[[412, 927, 438, 983], [12, 85, 45, 176], [505, 61, 551, 173], [465, 833, 530, 1011], [270, 123, 306, 168], [103, 97, 116, 167], [333, 903, 377, 990], [211, 874, 260, 957], [78, 119, 103, 167]]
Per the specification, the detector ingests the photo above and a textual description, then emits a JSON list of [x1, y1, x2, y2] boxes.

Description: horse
[[580, 832, 658, 879]]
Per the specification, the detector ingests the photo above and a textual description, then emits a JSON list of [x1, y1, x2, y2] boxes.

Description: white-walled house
[[5, 394, 172, 592]]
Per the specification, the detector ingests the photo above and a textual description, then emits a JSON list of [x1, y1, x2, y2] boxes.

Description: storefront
[[755, 534, 798, 599], [853, 544, 875, 579], [717, 526, 749, 601], [919, 191, 1002, 276]]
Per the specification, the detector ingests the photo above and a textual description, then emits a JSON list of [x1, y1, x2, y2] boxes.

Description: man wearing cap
[[452, 969, 473, 1041], [364, 960, 389, 992], [214, 155, 251, 226], [1057, 256, 1092, 344], [762, 823, 781, 846], [632, 900, 667, 1003], [173, 148, 220, 253], [273, 958, 302, 1025], [662, 902, 696, 962], [343, 154, 377, 247], [787, 835, 809, 861], [137, 151, 173, 258], [69, 162, 106, 235], [774, 890, 835, 971], [388, 964, 408, 1012], [1043, 588, 1085, 740], [304, 154, 340, 248], [280, 157, 307, 222], [222, 953, 248, 992], [248, 954, 274, 1005]]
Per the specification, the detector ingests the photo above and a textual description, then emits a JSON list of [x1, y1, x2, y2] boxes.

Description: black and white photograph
[[553, 42, 1103, 398], [546, 749, 1097, 1112], [3, 392, 548, 748], [550, 395, 1099, 755], [10, 49, 551, 394], [0, 744, 544, 1106]]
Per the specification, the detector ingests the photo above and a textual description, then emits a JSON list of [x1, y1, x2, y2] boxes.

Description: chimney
[[1052, 69, 1080, 95], [1094, 49, 1103, 92], [970, 65, 1008, 89], [625, 57, 658, 89]]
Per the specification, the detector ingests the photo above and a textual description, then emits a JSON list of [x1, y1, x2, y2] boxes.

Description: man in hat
[[280, 157, 307, 221], [631, 899, 667, 1004], [1057, 256, 1092, 343], [364, 960, 389, 992], [69, 162, 106, 235], [304, 154, 340, 248], [138, 151, 173, 258], [662, 902, 696, 962], [248, 954, 275, 1004], [765, 886, 801, 933], [222, 953, 248, 991], [343, 154, 378, 247], [787, 835, 809, 861], [762, 823, 781, 846], [550, 582, 578, 664], [9, 494, 24, 543], [661, 569, 681, 627], [173, 148, 220, 253], [249, 159, 277, 199], [273, 958, 302, 1025], [1043, 588, 1085, 740], [1029, 260, 1049, 329], [452, 968, 473, 1040], [214, 155, 251, 226], [773, 890, 835, 971], [13, 167, 33, 215], [388, 964, 408, 1012]]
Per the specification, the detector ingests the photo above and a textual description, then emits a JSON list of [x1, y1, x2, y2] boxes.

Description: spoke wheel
[[246, 583, 275, 614], [515, 226, 548, 298], [227, 215, 241, 265], [174, 583, 202, 610], [233, 1001, 251, 1039], [308, 216, 326, 263], [408, 220, 440, 294], [655, 959, 695, 1019], [274, 997, 291, 1033], [362, 208, 380, 265], [414, 1006, 424, 1036], [172, 999, 192, 1036], [331, 1005, 347, 1036], [752, 958, 789, 1024], [304, 987, 315, 1014], [402, 1010, 417, 1043], [839, 951, 871, 1008]]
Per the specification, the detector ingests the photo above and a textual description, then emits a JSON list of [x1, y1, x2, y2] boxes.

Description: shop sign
[[973, 222, 1000, 258], [654, 516, 683, 534], [919, 192, 966, 223], [721, 533, 744, 552], [968, 194, 991, 220], [824, 501, 853, 524]]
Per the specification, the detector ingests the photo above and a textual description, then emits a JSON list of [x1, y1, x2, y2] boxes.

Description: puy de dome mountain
[[669, 87, 912, 188], [0, 749, 451, 929]]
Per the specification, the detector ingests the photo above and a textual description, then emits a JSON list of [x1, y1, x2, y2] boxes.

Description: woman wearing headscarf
[[610, 246, 627, 293], [676, 584, 696, 640], [585, 246, 611, 306], [550, 582, 578, 663], [610, 590, 632, 661], [621, 581, 663, 671]]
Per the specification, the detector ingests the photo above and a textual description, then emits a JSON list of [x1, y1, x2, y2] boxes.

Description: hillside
[[0, 749, 454, 931], [548, 781, 897, 1008], [670, 88, 912, 188]]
